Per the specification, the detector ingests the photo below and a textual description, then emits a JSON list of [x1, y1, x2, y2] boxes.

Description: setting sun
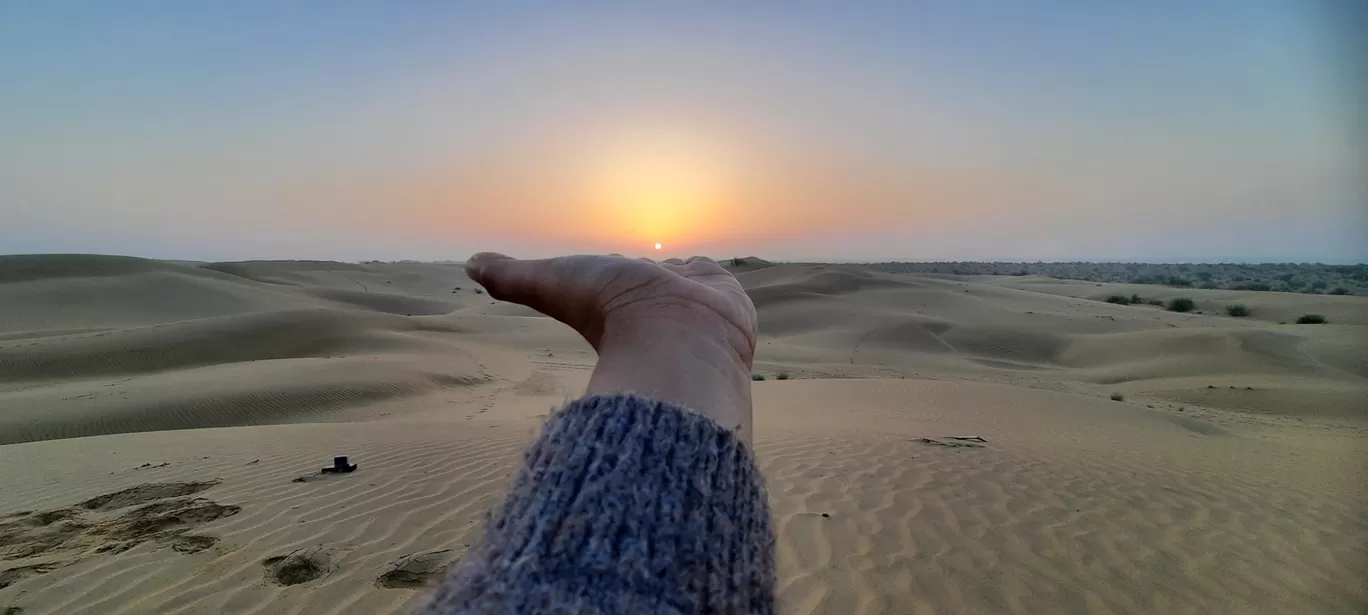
[[576, 128, 737, 249]]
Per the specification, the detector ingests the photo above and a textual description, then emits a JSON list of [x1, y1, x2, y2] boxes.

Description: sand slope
[[1, 254, 1365, 614]]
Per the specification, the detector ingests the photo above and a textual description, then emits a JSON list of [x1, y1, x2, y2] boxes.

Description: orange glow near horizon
[[321, 120, 1028, 256], [574, 129, 738, 249]]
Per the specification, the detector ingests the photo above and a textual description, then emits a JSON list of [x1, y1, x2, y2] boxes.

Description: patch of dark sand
[[77, 481, 220, 512]]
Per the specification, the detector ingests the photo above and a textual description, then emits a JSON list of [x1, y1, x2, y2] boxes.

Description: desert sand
[[1, 254, 1365, 614]]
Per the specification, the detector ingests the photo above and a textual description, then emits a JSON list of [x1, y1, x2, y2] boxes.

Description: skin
[[465, 252, 758, 440]]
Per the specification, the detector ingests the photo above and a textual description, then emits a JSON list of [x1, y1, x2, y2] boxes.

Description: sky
[[2, 1, 1364, 263]]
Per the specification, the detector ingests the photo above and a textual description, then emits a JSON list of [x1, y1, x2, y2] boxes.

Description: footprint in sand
[[262, 549, 333, 586], [0, 562, 61, 590], [376, 550, 457, 589], [169, 535, 219, 554]]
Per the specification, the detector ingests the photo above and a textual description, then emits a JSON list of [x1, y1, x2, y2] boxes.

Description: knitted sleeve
[[414, 393, 776, 615]]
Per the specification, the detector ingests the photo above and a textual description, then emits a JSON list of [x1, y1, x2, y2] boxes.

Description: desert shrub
[[1110, 392, 1125, 401], [750, 373, 765, 381], [1105, 295, 1132, 305], [1226, 304, 1250, 317], [1130, 294, 1142, 304], [1231, 282, 1272, 291], [1167, 297, 1196, 312], [1146, 298, 1165, 306], [776, 373, 790, 380], [1295, 314, 1327, 324], [1329, 287, 1352, 295]]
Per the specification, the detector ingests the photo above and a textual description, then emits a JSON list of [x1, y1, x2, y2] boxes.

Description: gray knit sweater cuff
[[417, 393, 776, 615]]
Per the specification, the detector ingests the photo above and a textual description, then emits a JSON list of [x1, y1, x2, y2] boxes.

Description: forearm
[[417, 394, 776, 615]]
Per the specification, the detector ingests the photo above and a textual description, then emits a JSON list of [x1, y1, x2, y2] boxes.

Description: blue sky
[[2, 1, 1363, 262]]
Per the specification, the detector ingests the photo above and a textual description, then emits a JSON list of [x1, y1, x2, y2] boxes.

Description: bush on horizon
[[1167, 298, 1196, 313], [1226, 304, 1251, 317], [1295, 314, 1327, 324]]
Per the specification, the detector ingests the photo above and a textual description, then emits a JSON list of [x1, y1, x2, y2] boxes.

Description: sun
[[576, 128, 736, 249]]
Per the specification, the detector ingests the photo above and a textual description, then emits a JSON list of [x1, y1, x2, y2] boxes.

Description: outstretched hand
[[466, 253, 758, 439]]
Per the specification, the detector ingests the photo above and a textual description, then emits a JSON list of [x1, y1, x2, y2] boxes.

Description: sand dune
[[988, 275, 1368, 326], [1, 254, 1365, 614]]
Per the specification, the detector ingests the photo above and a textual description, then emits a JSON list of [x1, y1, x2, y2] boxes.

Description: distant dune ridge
[[0, 253, 1365, 614], [864, 261, 1368, 296]]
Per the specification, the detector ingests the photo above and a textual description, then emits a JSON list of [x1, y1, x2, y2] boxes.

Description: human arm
[[415, 253, 775, 615]]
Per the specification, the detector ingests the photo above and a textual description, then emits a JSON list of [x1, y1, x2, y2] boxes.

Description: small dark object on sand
[[947, 436, 988, 443], [916, 437, 984, 448], [321, 456, 357, 474]]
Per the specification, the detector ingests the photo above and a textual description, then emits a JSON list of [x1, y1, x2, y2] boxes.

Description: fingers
[[464, 251, 512, 287], [465, 252, 561, 311]]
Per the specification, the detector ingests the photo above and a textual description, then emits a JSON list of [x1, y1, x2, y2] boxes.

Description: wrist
[[588, 315, 754, 440]]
